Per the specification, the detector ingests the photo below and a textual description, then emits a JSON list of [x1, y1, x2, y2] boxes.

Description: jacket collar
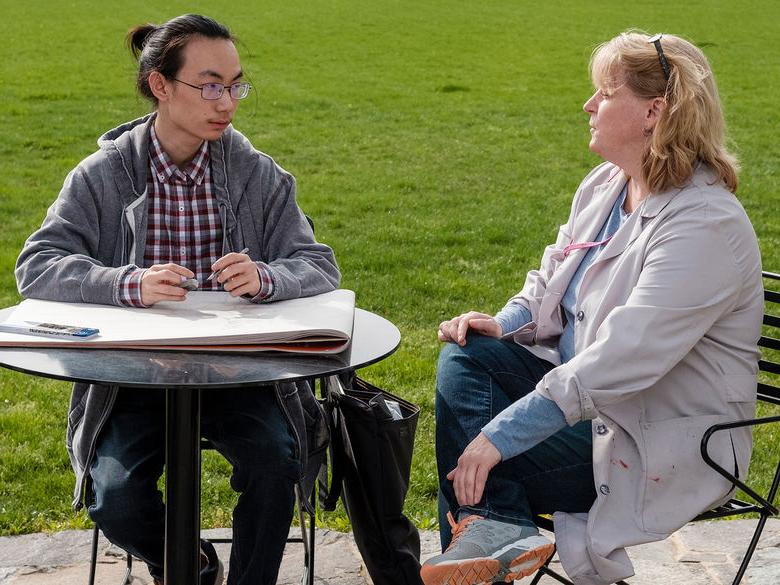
[[639, 183, 685, 218], [573, 166, 627, 247], [593, 168, 700, 265], [98, 114, 155, 205], [542, 167, 627, 305], [97, 113, 243, 212]]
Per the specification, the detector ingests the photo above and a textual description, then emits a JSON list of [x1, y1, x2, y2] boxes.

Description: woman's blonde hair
[[590, 31, 738, 193]]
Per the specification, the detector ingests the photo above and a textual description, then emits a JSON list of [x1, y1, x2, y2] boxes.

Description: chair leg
[[730, 512, 770, 585], [538, 565, 575, 585], [89, 524, 133, 585], [295, 485, 316, 585], [88, 524, 99, 585], [305, 487, 316, 585], [729, 461, 780, 584], [528, 545, 574, 585], [122, 551, 133, 585]]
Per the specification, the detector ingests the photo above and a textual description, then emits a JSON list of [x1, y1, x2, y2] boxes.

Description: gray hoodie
[[15, 114, 339, 509]]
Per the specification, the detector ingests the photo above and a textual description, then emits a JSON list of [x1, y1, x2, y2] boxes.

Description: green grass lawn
[[1, 0, 779, 536]]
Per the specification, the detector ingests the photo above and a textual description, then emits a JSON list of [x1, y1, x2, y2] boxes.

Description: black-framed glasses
[[648, 34, 671, 81], [173, 78, 252, 100]]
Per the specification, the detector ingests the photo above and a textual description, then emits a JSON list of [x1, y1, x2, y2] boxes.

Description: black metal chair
[[87, 454, 317, 585], [530, 270, 780, 585]]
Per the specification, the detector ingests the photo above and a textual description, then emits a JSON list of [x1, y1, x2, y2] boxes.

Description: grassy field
[[1, 0, 778, 536]]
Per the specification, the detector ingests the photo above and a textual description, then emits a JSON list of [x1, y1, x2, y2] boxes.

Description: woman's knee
[[436, 335, 504, 394], [437, 338, 474, 385], [437, 334, 506, 375], [436, 339, 497, 428]]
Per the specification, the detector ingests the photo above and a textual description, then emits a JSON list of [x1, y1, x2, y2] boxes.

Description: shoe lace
[[446, 511, 484, 550]]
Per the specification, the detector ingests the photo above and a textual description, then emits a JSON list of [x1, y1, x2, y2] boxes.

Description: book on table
[[0, 289, 355, 354]]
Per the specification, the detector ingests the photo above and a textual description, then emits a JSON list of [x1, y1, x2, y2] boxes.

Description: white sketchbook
[[0, 289, 355, 354]]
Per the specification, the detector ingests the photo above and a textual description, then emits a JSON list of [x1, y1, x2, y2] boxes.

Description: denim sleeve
[[493, 302, 533, 335], [481, 390, 568, 461]]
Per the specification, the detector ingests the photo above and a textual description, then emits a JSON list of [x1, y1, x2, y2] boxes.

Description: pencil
[[206, 247, 250, 281]]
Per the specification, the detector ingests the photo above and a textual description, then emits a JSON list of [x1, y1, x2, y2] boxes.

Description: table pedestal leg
[[165, 387, 201, 585]]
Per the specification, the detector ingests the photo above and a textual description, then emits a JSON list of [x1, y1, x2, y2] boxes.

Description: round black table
[[0, 308, 400, 585]]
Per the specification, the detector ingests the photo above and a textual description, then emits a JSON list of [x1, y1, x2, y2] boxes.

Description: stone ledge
[[1, 519, 778, 585]]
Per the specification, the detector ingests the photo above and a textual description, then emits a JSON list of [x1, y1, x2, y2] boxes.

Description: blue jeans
[[435, 334, 595, 549], [87, 387, 299, 585]]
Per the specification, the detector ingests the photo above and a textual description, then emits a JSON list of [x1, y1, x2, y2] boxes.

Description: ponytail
[[126, 24, 157, 59], [125, 14, 233, 105]]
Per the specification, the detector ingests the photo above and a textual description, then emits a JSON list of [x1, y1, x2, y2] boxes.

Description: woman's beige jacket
[[503, 162, 763, 584]]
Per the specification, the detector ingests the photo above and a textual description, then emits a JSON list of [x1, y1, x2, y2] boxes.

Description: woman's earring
[[642, 127, 653, 137]]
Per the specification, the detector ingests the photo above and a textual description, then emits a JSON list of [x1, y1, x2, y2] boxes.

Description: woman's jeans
[[436, 334, 596, 549], [87, 386, 299, 585]]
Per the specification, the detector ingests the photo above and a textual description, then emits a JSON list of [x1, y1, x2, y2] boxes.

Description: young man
[[15, 14, 339, 585]]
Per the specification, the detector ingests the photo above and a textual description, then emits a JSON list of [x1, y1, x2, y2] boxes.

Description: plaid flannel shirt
[[119, 126, 273, 307]]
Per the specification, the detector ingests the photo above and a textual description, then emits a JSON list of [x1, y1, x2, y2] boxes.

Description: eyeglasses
[[648, 34, 671, 81], [173, 78, 252, 100]]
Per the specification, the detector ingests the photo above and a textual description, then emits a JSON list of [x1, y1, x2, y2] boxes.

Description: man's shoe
[[151, 540, 224, 585], [199, 540, 224, 585], [420, 512, 554, 585]]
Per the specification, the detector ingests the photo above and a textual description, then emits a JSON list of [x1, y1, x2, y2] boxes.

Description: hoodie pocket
[[67, 392, 88, 431]]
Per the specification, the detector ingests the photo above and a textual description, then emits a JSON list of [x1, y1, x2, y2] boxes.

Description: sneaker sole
[[420, 542, 554, 585], [503, 542, 555, 581]]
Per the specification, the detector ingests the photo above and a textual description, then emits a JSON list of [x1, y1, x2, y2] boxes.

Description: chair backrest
[[758, 271, 780, 405]]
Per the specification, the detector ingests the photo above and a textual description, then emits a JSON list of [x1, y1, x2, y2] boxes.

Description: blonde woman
[[423, 32, 762, 585]]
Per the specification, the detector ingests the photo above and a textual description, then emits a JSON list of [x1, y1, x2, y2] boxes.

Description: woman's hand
[[447, 432, 502, 506], [438, 311, 502, 346], [140, 263, 194, 305]]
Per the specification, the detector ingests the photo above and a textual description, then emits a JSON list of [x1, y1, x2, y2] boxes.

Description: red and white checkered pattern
[[119, 126, 273, 306]]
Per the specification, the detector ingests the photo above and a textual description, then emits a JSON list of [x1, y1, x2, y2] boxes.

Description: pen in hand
[[206, 247, 250, 281]]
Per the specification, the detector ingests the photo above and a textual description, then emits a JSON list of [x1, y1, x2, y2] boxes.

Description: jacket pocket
[[723, 373, 757, 403], [68, 394, 87, 429], [301, 390, 329, 458], [640, 414, 734, 535], [66, 388, 89, 445]]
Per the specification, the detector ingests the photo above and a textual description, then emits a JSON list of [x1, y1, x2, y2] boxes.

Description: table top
[[0, 308, 400, 388]]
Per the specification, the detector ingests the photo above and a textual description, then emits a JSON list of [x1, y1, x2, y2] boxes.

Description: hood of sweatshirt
[[95, 112, 261, 212]]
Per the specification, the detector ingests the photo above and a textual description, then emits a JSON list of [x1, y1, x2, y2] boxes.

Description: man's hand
[[212, 251, 260, 297], [447, 432, 502, 506], [438, 311, 502, 346], [140, 263, 194, 306]]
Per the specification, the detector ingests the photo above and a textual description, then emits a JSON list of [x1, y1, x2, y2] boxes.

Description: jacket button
[[576, 310, 585, 321], [599, 484, 610, 495], [596, 424, 608, 435]]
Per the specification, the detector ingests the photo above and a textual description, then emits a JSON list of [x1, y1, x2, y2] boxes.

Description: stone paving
[[0, 519, 778, 584]]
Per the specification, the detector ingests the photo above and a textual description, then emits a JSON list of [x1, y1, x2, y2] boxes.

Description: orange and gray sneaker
[[420, 512, 554, 585]]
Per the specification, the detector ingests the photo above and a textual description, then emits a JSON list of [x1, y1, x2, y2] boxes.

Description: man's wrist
[[119, 267, 147, 308], [246, 262, 274, 302]]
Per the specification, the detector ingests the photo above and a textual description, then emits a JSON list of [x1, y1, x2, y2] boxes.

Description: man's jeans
[[436, 334, 596, 549], [88, 386, 299, 585]]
